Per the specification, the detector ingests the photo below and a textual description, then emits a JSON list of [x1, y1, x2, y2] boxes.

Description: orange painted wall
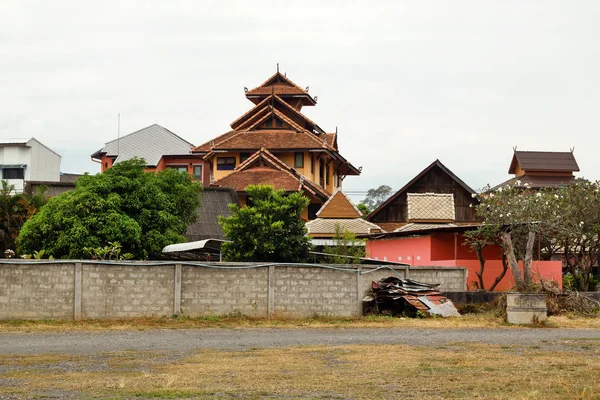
[[366, 235, 563, 291], [366, 236, 432, 264]]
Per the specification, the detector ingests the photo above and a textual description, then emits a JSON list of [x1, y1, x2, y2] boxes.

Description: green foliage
[[563, 272, 598, 292], [0, 181, 48, 255], [361, 185, 392, 212], [84, 241, 134, 260], [219, 185, 312, 262], [357, 203, 370, 218], [17, 159, 201, 259], [472, 178, 600, 291], [323, 223, 366, 264]]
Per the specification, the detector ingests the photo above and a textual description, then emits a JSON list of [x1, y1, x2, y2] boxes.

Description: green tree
[[357, 202, 370, 218], [361, 185, 392, 211], [0, 181, 48, 255], [323, 223, 366, 264], [219, 185, 312, 262], [471, 179, 600, 291], [17, 158, 201, 259]]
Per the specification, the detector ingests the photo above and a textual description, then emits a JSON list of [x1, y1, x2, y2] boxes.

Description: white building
[[0, 138, 61, 192]]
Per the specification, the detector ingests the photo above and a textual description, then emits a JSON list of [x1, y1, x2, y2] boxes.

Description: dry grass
[[0, 313, 599, 333], [1, 342, 600, 399]]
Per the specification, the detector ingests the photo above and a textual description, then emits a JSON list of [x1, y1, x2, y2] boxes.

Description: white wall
[[27, 139, 61, 182], [0, 139, 61, 192]]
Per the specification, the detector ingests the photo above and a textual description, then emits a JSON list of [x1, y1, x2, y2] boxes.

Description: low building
[[306, 190, 382, 248], [0, 138, 61, 192], [91, 124, 210, 185], [365, 225, 563, 291], [366, 159, 479, 232], [492, 150, 579, 190]]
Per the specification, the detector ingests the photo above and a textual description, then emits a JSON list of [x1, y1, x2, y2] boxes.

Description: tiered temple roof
[[192, 70, 360, 200]]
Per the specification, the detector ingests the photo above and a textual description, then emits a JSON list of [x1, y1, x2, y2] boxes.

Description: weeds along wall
[[0, 261, 467, 320]]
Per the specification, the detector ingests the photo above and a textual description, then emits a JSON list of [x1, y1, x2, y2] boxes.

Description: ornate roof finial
[[570, 146, 575, 153], [277, 63, 279, 73]]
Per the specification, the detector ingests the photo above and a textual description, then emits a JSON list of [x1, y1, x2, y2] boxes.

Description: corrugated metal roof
[[93, 124, 195, 167]]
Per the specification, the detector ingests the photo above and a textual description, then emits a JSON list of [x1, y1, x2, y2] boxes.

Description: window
[[326, 165, 330, 185], [217, 157, 236, 170], [294, 152, 304, 168], [167, 165, 188, 173], [275, 118, 283, 128], [240, 152, 251, 163], [3, 168, 24, 180], [193, 165, 202, 181]]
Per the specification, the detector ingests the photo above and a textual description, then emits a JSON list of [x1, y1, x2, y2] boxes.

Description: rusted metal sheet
[[364, 277, 460, 318]]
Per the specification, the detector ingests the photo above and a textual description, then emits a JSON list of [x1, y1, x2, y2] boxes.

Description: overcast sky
[[2, 1, 599, 201]]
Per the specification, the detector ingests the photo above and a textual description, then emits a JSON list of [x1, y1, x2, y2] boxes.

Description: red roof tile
[[214, 167, 303, 192], [211, 130, 327, 150]]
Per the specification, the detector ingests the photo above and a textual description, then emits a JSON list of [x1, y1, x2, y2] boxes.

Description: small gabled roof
[[231, 94, 325, 134], [213, 148, 330, 200], [316, 190, 362, 219], [245, 72, 316, 106], [92, 124, 195, 167], [509, 150, 580, 174], [367, 160, 475, 222]]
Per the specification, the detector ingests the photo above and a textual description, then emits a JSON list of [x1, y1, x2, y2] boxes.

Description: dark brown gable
[[367, 160, 479, 227]]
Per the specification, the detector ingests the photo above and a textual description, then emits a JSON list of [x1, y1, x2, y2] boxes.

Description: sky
[[2, 1, 599, 202]]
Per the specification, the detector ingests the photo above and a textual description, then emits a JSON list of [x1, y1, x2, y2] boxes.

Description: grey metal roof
[[92, 124, 195, 167]]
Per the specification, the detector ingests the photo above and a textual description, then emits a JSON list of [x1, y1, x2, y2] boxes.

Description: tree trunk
[[523, 231, 536, 285], [474, 246, 486, 290], [501, 232, 525, 290], [489, 252, 509, 292]]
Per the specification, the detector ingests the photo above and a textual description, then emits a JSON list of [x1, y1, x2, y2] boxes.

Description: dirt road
[[1, 327, 598, 355]]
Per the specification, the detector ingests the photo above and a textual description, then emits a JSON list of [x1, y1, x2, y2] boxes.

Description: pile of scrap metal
[[363, 276, 460, 318]]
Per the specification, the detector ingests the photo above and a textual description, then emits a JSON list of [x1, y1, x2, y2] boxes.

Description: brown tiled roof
[[273, 95, 324, 133], [230, 97, 271, 129], [509, 151, 579, 174], [246, 84, 308, 97], [245, 72, 314, 100], [213, 167, 303, 192], [491, 174, 576, 191], [209, 130, 328, 150], [214, 148, 330, 200], [407, 193, 455, 222], [192, 130, 237, 153], [326, 133, 337, 150]]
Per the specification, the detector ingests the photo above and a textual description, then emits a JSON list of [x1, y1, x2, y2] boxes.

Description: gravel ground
[[1, 327, 599, 355]]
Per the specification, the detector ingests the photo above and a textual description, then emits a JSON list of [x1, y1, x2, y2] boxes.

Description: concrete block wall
[[81, 264, 174, 319], [0, 263, 74, 319], [181, 265, 268, 317], [0, 261, 467, 320], [274, 266, 359, 317]]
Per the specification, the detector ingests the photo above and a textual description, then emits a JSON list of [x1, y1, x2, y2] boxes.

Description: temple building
[[492, 150, 580, 190], [192, 70, 360, 220]]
